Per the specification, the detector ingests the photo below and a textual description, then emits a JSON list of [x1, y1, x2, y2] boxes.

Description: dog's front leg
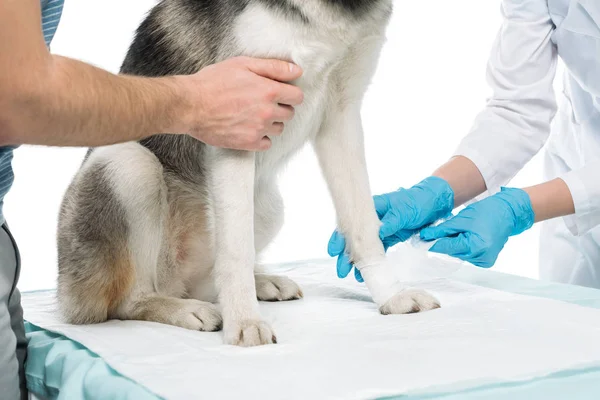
[[314, 105, 440, 314], [209, 148, 275, 346]]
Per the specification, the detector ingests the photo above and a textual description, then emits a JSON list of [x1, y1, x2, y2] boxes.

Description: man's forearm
[[432, 156, 487, 208], [0, 55, 190, 147]]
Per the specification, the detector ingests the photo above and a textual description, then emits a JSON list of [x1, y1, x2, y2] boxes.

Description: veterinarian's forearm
[[0, 55, 189, 147], [433, 156, 575, 221], [432, 156, 487, 208], [522, 178, 575, 223]]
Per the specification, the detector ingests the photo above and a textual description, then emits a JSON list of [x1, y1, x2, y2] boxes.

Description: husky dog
[[57, 0, 440, 347]]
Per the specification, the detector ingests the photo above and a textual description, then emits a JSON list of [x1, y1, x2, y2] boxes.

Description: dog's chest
[[234, 4, 361, 173], [234, 4, 354, 80]]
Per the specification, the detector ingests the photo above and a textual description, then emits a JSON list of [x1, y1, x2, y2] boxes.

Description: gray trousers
[[0, 223, 27, 400]]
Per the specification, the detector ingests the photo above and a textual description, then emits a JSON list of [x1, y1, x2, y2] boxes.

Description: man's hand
[[0, 1, 304, 150], [179, 57, 304, 151]]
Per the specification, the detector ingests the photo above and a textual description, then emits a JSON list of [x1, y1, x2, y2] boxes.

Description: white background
[[7, 1, 560, 291]]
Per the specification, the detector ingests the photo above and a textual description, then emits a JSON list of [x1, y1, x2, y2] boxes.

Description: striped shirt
[[0, 0, 64, 224]]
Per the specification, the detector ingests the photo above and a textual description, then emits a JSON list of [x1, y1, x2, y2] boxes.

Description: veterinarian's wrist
[[523, 178, 575, 223], [433, 156, 487, 208]]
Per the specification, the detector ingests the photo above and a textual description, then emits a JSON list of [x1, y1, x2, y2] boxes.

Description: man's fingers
[[241, 57, 304, 105], [271, 104, 295, 122], [267, 122, 285, 136], [244, 57, 303, 82], [270, 82, 304, 106], [248, 103, 295, 147], [257, 136, 272, 151]]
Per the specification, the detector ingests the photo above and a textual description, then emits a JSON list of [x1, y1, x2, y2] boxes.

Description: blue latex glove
[[420, 187, 535, 268], [327, 176, 455, 282]]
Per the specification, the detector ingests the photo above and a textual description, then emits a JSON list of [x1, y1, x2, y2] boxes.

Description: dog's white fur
[[58, 1, 440, 347]]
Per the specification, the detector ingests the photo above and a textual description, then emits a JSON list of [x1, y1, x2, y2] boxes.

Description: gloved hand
[[420, 187, 535, 268], [327, 176, 455, 282]]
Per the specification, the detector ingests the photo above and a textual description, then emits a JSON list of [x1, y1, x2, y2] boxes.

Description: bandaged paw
[[355, 255, 442, 313], [354, 259, 404, 307]]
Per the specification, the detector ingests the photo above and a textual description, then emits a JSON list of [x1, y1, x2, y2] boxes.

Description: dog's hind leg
[[58, 143, 221, 331], [108, 143, 222, 332]]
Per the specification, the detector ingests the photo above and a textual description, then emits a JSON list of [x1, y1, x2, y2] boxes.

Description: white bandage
[[354, 218, 452, 306], [355, 259, 403, 307], [409, 236, 438, 251], [407, 217, 449, 255]]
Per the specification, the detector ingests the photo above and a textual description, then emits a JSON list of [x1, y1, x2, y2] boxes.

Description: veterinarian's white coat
[[452, 0, 600, 286]]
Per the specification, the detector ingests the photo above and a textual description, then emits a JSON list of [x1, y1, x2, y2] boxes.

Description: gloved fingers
[[382, 236, 401, 249], [438, 211, 455, 223], [354, 267, 364, 283], [382, 229, 417, 249], [468, 243, 501, 268], [420, 217, 465, 241], [471, 257, 495, 269], [379, 208, 406, 239], [327, 230, 346, 257], [428, 235, 471, 259], [373, 194, 391, 219], [396, 229, 418, 243], [336, 252, 353, 279]]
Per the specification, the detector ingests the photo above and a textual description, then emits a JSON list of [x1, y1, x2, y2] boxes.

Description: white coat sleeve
[[453, 0, 559, 196], [560, 159, 600, 236]]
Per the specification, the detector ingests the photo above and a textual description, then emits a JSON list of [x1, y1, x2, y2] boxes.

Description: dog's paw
[[174, 300, 223, 331], [225, 319, 277, 347], [255, 274, 303, 302], [379, 289, 440, 315]]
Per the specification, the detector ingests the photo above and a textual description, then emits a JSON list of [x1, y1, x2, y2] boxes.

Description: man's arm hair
[[0, 0, 190, 147]]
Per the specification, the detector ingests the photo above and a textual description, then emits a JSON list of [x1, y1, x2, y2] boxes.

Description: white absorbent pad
[[22, 246, 600, 400]]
